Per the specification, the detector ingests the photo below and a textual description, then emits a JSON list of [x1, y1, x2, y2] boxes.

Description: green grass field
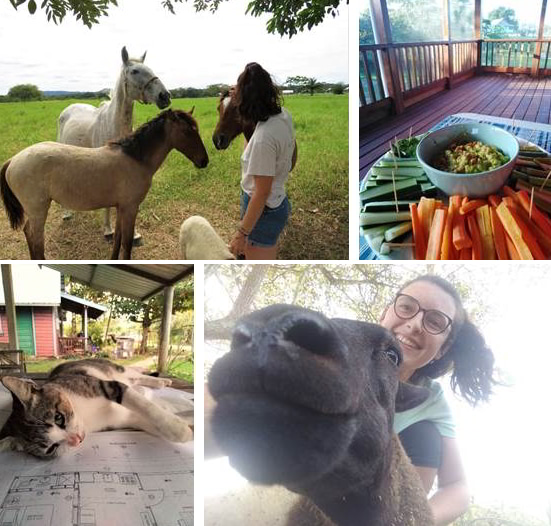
[[0, 95, 348, 260]]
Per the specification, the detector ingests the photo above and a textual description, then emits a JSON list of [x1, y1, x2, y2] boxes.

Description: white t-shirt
[[241, 107, 295, 208], [393, 378, 456, 438]]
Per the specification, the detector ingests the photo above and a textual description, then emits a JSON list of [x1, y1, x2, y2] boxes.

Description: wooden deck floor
[[359, 73, 551, 181]]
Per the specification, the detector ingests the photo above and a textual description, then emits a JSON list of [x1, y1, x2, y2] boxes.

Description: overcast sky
[[0, 0, 348, 95]]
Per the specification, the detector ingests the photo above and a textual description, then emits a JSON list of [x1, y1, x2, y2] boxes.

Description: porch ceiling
[[43, 264, 194, 302]]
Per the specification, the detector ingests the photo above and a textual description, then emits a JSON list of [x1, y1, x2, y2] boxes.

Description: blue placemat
[[359, 114, 551, 260]]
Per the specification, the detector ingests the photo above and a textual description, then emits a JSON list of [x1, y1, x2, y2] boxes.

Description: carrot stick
[[410, 203, 426, 260], [505, 197, 551, 256], [504, 233, 521, 259], [506, 207, 546, 260], [502, 185, 519, 202], [466, 214, 483, 260], [418, 197, 436, 245], [426, 208, 447, 260], [459, 199, 487, 215], [459, 247, 472, 259], [516, 190, 551, 238], [496, 202, 534, 260], [489, 206, 509, 260], [475, 205, 496, 260], [452, 209, 472, 250], [441, 198, 457, 260], [488, 195, 502, 208]]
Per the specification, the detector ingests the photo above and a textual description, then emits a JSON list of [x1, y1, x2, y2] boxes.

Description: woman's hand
[[229, 231, 247, 256]]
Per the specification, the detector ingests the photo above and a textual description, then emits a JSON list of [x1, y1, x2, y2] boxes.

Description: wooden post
[[157, 285, 174, 374], [83, 306, 88, 352], [1, 265, 19, 350], [442, 0, 453, 88], [532, 0, 547, 76], [475, 0, 482, 72], [369, 0, 404, 114]]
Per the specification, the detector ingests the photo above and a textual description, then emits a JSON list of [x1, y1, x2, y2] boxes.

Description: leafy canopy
[[9, 0, 347, 36]]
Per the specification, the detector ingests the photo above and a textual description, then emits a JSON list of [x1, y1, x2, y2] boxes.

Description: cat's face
[[1, 377, 86, 458]]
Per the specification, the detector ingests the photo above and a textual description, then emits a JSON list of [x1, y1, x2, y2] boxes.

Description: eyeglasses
[[393, 294, 453, 335]]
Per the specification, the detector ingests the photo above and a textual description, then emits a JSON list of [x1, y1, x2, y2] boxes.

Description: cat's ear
[[1, 377, 39, 405]]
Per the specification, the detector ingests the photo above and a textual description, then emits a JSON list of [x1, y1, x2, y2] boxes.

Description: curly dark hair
[[234, 62, 282, 124], [395, 275, 495, 407]]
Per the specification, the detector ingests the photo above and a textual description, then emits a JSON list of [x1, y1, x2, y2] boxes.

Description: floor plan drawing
[[0, 470, 193, 526]]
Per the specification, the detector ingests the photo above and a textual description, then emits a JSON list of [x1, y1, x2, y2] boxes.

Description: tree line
[[1, 78, 348, 102]]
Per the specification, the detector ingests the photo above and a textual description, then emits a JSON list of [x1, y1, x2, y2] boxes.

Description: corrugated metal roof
[[43, 264, 193, 301], [60, 292, 108, 319]]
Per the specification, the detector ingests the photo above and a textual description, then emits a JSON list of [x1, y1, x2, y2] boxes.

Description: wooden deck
[[359, 73, 551, 181]]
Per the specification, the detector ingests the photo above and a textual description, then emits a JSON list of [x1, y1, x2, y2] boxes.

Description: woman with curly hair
[[229, 62, 297, 260], [380, 274, 495, 525]]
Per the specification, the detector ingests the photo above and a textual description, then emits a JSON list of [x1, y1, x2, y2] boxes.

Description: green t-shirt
[[393, 378, 456, 438]]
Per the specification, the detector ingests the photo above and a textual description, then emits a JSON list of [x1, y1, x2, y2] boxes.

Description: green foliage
[[285, 76, 323, 95], [331, 83, 346, 95], [9, 0, 118, 28], [9, 0, 346, 36], [7, 84, 42, 101], [110, 279, 193, 326], [359, 7, 374, 45]]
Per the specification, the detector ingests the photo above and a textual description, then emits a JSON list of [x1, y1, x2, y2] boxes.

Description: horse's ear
[[122, 46, 129, 65], [188, 106, 195, 115], [140, 51, 147, 63]]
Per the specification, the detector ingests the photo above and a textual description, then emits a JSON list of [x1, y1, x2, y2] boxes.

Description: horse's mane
[[109, 109, 197, 162]]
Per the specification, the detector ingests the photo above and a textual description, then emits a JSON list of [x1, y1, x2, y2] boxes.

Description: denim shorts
[[240, 192, 291, 247]]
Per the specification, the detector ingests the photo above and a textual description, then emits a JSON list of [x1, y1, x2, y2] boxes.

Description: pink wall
[[33, 308, 55, 357]]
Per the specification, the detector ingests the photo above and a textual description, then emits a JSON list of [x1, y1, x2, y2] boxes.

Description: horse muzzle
[[157, 90, 171, 109], [212, 133, 229, 150]]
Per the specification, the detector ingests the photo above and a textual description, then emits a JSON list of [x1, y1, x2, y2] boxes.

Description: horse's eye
[[131, 69, 139, 75], [54, 411, 65, 429]]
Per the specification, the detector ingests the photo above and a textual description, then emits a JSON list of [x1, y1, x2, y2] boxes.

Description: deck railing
[[59, 336, 89, 355], [360, 38, 551, 126]]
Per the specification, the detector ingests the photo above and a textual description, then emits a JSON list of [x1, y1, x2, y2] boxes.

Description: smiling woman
[[380, 274, 495, 526]]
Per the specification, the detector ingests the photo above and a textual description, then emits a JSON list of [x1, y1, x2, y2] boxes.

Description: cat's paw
[[166, 417, 193, 443]]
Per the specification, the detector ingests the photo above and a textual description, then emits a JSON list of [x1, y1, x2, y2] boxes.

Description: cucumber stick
[[371, 166, 425, 177], [359, 178, 419, 202], [384, 221, 413, 241], [360, 211, 412, 226]]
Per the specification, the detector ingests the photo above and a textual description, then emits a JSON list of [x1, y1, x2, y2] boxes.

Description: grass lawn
[[24, 356, 193, 383], [0, 95, 348, 260]]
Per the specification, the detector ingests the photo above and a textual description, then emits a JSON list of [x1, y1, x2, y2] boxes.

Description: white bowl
[[416, 123, 519, 197]]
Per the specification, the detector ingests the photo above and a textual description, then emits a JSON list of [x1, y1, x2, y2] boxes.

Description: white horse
[[57, 46, 171, 243]]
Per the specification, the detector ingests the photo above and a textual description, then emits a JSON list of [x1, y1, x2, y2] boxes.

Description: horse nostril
[[284, 317, 335, 356], [200, 157, 209, 168], [233, 324, 253, 348]]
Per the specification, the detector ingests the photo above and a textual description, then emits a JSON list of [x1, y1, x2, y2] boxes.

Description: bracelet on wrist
[[238, 225, 251, 237]]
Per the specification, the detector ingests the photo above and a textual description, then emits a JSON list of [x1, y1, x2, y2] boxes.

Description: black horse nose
[[213, 133, 228, 150], [158, 91, 171, 108], [197, 156, 209, 169]]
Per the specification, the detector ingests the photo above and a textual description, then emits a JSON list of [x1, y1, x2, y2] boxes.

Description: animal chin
[[212, 393, 357, 485]]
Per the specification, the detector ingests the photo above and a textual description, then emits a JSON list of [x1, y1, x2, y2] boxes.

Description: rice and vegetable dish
[[431, 140, 509, 174]]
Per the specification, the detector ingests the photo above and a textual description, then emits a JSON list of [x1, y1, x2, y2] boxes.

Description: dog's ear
[[395, 382, 431, 412]]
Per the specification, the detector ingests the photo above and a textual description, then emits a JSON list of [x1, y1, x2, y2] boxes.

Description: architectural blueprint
[[0, 386, 194, 526]]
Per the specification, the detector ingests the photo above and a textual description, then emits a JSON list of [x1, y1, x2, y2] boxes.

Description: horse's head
[[212, 88, 247, 150], [121, 46, 171, 109], [166, 109, 209, 169]]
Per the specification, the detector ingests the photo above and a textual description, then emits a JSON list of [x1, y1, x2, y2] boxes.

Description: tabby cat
[[0, 359, 192, 458]]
